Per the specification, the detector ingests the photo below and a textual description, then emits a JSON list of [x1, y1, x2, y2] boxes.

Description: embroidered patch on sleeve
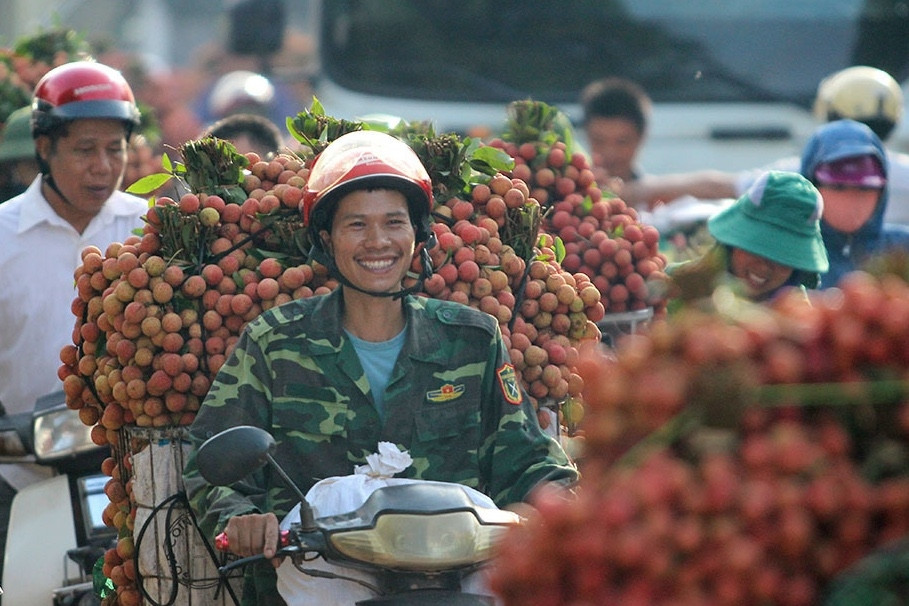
[[496, 363, 522, 405]]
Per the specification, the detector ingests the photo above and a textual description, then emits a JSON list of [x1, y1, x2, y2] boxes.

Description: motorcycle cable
[[133, 491, 243, 606], [290, 557, 383, 595], [215, 533, 384, 596]]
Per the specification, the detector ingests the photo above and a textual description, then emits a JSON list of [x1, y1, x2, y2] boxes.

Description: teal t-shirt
[[345, 327, 406, 419]]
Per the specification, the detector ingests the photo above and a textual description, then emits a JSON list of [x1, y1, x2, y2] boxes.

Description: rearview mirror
[[196, 425, 276, 486]]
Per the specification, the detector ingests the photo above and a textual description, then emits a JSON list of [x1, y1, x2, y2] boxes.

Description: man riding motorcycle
[[182, 130, 579, 605]]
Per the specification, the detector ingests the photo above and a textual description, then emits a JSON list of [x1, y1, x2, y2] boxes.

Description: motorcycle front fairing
[[279, 481, 514, 605], [313, 482, 518, 573]]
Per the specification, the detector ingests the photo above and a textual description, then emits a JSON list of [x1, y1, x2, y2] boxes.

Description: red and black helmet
[[303, 130, 434, 247], [31, 61, 141, 138]]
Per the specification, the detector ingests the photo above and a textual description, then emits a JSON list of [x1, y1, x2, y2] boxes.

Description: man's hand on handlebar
[[223, 512, 283, 568]]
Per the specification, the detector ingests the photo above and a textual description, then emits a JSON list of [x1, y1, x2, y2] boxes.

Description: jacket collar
[[305, 289, 447, 362]]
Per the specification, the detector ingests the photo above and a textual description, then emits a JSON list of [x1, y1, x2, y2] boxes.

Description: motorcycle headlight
[[33, 406, 97, 462], [328, 511, 512, 570]]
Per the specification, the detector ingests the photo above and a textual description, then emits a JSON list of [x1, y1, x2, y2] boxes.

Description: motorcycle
[[0, 391, 115, 606], [195, 425, 522, 605]]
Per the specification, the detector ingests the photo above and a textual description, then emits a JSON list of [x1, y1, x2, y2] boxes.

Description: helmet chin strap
[[309, 234, 436, 301], [42, 172, 76, 209], [35, 142, 77, 211]]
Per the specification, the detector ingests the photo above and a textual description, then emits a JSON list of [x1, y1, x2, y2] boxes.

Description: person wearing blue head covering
[[800, 119, 909, 288]]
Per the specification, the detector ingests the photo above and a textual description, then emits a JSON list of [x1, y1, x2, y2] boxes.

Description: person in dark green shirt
[[182, 130, 579, 605]]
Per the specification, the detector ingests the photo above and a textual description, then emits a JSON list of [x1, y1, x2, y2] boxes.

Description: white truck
[[308, 0, 909, 174]]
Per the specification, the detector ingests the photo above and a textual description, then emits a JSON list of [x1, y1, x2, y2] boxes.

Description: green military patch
[[426, 383, 466, 403], [496, 363, 522, 405]]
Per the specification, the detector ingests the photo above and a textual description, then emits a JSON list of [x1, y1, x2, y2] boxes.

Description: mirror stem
[[266, 453, 317, 531]]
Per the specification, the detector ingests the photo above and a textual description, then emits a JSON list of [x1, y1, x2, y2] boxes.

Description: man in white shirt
[[0, 60, 148, 578]]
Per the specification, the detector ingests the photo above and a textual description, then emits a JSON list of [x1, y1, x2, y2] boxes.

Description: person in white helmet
[[621, 66, 909, 226]]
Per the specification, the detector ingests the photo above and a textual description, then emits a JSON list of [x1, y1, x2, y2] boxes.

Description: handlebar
[[214, 530, 300, 575], [214, 529, 291, 552]]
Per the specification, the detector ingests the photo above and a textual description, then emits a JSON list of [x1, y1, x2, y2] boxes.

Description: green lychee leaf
[[469, 145, 514, 175], [126, 173, 173, 195]]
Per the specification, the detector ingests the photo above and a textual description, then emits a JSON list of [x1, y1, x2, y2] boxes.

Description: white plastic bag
[[276, 442, 500, 605]]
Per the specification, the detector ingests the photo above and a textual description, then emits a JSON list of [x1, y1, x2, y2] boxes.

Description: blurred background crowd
[[0, 0, 318, 199]]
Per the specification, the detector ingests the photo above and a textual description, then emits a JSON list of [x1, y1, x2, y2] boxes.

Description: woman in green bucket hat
[[666, 170, 829, 304]]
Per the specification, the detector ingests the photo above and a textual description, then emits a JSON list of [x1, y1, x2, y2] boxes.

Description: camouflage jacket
[[182, 288, 579, 604]]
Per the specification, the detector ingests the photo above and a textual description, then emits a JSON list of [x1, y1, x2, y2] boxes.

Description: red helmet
[[303, 130, 434, 243], [31, 61, 141, 137]]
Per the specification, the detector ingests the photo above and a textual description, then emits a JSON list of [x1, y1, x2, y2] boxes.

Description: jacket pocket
[[413, 399, 479, 442]]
